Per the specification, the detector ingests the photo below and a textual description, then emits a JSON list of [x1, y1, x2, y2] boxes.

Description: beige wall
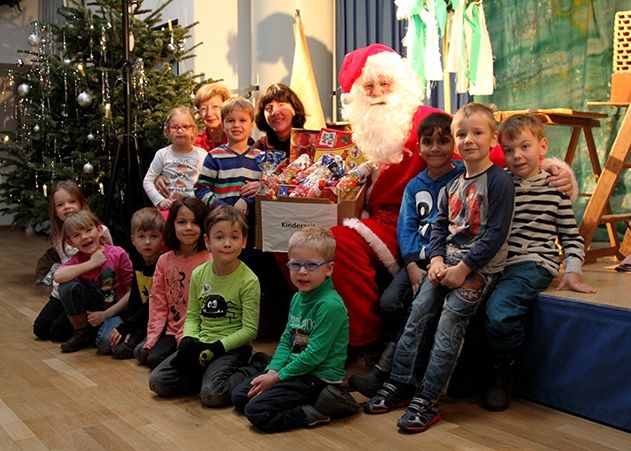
[[143, 0, 334, 120]]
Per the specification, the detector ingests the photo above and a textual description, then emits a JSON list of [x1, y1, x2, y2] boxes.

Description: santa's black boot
[[349, 341, 396, 398]]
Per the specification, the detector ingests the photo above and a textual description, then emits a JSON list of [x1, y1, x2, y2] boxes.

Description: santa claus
[[331, 44, 506, 347]]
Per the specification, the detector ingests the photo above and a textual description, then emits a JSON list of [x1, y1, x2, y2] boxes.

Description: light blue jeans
[[390, 271, 497, 400], [95, 315, 123, 354]]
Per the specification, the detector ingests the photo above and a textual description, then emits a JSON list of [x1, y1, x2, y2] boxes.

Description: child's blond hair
[[131, 207, 165, 234], [288, 226, 336, 262], [452, 102, 497, 134], [163, 106, 199, 139], [498, 113, 545, 143], [221, 97, 255, 122], [61, 210, 104, 254]]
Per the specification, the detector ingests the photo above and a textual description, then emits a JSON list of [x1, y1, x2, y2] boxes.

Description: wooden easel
[[581, 101, 631, 262]]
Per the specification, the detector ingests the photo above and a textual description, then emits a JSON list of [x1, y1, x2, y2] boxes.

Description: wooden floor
[[2, 228, 631, 450]]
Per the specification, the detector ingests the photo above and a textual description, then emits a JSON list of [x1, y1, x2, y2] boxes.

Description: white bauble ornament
[[77, 91, 92, 108], [33, 124, 40, 133], [27, 33, 41, 47], [87, 133, 95, 141], [83, 162, 94, 174], [16, 58, 24, 67], [167, 42, 176, 52], [17, 83, 30, 97], [63, 57, 72, 65]]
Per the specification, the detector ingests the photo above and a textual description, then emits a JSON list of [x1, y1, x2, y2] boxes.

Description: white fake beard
[[343, 90, 417, 165]]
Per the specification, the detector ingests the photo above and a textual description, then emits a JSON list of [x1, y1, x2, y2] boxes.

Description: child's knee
[[200, 383, 231, 407]]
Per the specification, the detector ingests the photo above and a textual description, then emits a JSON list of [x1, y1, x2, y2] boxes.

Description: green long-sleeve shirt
[[184, 260, 260, 351], [268, 277, 348, 383]]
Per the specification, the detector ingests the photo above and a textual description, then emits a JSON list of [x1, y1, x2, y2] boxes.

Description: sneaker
[[302, 405, 331, 427], [364, 382, 412, 414], [314, 385, 359, 417], [397, 396, 441, 433]]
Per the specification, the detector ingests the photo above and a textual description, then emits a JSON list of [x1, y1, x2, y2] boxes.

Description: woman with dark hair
[[253, 83, 306, 157]]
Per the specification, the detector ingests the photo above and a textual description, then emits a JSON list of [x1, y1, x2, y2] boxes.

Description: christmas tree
[[0, 0, 201, 242]]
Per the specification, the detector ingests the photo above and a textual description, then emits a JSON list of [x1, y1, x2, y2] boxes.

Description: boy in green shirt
[[231, 227, 359, 432], [149, 205, 262, 407]]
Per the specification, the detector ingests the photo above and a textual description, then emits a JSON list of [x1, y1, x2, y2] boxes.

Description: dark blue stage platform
[[517, 287, 631, 432]]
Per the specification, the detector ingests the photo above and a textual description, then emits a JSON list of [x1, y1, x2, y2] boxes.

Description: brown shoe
[[60, 327, 92, 353]]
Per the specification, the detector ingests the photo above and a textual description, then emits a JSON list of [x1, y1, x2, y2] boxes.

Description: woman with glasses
[[142, 106, 207, 213]]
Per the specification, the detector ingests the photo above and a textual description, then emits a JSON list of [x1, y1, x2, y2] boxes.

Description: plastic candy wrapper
[[256, 151, 286, 197], [290, 153, 346, 198], [277, 153, 312, 185], [335, 161, 373, 195]]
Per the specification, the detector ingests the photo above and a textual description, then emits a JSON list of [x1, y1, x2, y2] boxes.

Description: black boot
[[483, 349, 517, 411], [348, 341, 396, 398]]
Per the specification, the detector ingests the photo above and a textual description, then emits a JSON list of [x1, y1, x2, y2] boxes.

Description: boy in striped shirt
[[484, 113, 596, 412]]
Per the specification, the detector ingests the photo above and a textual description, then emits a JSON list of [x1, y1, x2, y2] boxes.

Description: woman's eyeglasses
[[286, 260, 331, 272]]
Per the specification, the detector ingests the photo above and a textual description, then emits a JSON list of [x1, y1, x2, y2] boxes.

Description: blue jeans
[[95, 315, 123, 354], [379, 263, 427, 342], [485, 261, 553, 351], [390, 271, 496, 399]]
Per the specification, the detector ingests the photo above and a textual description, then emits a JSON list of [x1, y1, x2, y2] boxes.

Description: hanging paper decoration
[[396, 0, 495, 96]]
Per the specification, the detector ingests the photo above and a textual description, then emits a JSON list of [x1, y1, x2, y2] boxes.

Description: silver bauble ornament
[[27, 33, 41, 47], [17, 83, 30, 97], [167, 42, 176, 52], [63, 57, 72, 65], [77, 91, 92, 108], [87, 133, 95, 141], [16, 58, 24, 67], [33, 124, 40, 133], [106, 22, 112, 29], [83, 162, 94, 174]]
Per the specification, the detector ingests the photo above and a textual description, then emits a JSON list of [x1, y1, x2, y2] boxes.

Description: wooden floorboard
[[1, 228, 630, 450]]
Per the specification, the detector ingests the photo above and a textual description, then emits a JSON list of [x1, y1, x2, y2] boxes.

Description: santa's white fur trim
[[542, 156, 579, 202], [342, 217, 400, 275]]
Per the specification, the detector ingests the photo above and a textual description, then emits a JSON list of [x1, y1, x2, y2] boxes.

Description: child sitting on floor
[[231, 226, 359, 432], [109, 208, 165, 359], [149, 205, 263, 407]]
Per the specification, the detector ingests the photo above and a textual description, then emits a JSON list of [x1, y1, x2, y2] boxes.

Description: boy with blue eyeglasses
[[232, 226, 359, 432]]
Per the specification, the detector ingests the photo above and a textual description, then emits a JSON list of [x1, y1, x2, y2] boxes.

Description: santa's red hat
[[339, 44, 398, 94]]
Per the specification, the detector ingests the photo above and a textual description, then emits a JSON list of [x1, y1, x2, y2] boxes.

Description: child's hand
[[158, 199, 173, 210], [557, 272, 597, 293], [234, 198, 248, 215], [89, 248, 107, 268], [248, 370, 279, 398], [87, 310, 108, 326], [241, 181, 261, 197], [110, 328, 122, 346], [406, 262, 426, 295], [439, 262, 471, 289], [428, 259, 447, 285]]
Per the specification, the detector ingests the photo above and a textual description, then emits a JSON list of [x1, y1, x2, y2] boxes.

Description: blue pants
[[485, 261, 553, 351], [379, 263, 426, 342], [232, 374, 326, 432], [390, 271, 496, 399]]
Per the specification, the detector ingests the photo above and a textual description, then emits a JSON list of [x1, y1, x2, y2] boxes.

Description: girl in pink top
[[136, 197, 211, 369]]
